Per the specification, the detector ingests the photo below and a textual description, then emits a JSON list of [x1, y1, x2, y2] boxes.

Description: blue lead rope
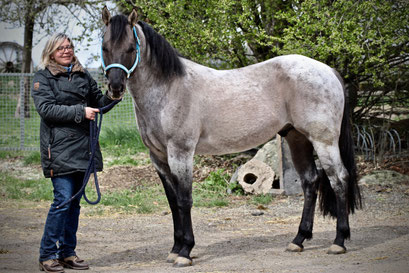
[[56, 99, 122, 209]]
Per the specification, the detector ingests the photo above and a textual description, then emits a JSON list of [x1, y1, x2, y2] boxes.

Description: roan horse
[[101, 8, 361, 267]]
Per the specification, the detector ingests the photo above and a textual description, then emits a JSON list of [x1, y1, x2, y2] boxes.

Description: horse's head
[[101, 7, 140, 100]]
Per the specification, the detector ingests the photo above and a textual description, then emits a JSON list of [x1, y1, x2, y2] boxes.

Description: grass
[[82, 184, 168, 215], [251, 194, 273, 206], [0, 137, 274, 214], [0, 171, 53, 201], [100, 126, 148, 157], [23, 151, 41, 165], [193, 169, 232, 208], [100, 126, 150, 167], [0, 167, 167, 215]]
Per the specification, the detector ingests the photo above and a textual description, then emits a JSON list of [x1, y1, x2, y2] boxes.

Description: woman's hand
[[85, 107, 100, 120]]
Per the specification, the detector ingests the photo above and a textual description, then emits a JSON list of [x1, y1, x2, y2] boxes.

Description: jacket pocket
[[48, 127, 87, 170]]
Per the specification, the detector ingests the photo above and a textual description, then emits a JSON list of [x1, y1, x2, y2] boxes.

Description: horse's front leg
[[153, 147, 195, 267], [150, 153, 184, 263], [168, 148, 195, 266]]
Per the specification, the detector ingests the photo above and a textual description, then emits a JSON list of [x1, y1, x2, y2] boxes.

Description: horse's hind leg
[[284, 129, 320, 252], [313, 141, 350, 254]]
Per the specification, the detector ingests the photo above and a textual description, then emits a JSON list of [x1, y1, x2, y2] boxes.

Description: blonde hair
[[40, 33, 75, 68]]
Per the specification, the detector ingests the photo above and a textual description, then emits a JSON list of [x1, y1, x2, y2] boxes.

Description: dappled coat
[[31, 57, 113, 178]]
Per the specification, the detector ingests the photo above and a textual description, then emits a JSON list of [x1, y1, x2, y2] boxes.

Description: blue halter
[[101, 26, 141, 78]]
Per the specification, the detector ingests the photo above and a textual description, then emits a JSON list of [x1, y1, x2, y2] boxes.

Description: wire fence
[[0, 72, 136, 151]]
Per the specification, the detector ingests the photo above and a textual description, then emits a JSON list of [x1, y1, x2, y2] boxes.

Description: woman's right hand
[[85, 107, 100, 121]]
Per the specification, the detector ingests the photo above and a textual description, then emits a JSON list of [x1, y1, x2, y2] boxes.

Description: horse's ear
[[102, 6, 111, 26], [128, 9, 138, 26]]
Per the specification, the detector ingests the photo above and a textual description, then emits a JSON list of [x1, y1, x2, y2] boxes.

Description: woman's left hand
[[85, 107, 100, 120]]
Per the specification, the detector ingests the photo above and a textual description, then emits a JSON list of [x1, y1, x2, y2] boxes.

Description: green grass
[[100, 126, 150, 167], [23, 151, 41, 165], [251, 194, 273, 206], [0, 171, 53, 201], [82, 184, 167, 215], [193, 169, 231, 208], [100, 126, 148, 156], [0, 168, 168, 214], [1, 146, 273, 215]]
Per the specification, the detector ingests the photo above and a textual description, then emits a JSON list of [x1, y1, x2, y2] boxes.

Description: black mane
[[109, 15, 185, 80], [138, 21, 185, 80]]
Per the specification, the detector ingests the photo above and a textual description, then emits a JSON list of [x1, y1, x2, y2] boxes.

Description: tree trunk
[[17, 2, 35, 118]]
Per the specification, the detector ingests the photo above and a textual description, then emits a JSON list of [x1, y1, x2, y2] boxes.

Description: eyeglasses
[[56, 45, 74, 52]]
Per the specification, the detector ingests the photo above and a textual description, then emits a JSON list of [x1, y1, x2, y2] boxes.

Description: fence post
[[19, 74, 25, 150]]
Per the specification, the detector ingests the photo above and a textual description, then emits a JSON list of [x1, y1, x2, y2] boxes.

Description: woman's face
[[51, 38, 74, 66]]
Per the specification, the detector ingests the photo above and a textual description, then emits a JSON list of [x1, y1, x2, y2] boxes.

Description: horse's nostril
[[109, 82, 123, 92]]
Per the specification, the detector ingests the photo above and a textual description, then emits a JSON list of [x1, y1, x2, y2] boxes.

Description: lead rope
[[56, 99, 122, 209]]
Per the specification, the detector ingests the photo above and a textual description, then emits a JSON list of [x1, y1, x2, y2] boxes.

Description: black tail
[[319, 71, 362, 217]]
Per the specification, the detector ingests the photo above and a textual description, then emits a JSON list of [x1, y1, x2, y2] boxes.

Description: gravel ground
[[1, 158, 409, 272]]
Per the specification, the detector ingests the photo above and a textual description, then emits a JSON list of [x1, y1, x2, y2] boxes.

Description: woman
[[32, 33, 114, 273]]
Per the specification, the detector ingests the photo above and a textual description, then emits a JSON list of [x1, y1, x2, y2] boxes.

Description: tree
[[117, 0, 408, 123], [276, 0, 409, 122], [117, 0, 295, 68], [0, 0, 105, 117]]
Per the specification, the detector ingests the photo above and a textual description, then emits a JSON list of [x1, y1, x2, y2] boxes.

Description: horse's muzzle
[[107, 84, 125, 100]]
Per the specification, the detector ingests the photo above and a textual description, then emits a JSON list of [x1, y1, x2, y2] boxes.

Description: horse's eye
[[102, 46, 108, 52], [126, 47, 134, 53]]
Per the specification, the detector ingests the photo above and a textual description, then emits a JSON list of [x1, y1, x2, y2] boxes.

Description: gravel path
[[1, 180, 409, 273]]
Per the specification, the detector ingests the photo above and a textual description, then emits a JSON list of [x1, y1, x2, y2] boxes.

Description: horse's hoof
[[173, 256, 193, 267], [327, 244, 346, 254], [166, 253, 178, 263], [286, 243, 303, 252]]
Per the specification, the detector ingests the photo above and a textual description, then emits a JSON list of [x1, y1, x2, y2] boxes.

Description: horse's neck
[[127, 71, 169, 111]]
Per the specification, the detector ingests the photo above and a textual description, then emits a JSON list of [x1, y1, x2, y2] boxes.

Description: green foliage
[[0, 151, 23, 159], [117, 0, 293, 68], [100, 126, 148, 156], [82, 185, 167, 214], [117, 0, 409, 122], [23, 151, 41, 165], [107, 156, 144, 167], [275, 0, 409, 120], [0, 171, 53, 201], [228, 180, 244, 195], [193, 169, 231, 207], [0, 168, 167, 214], [251, 194, 273, 206]]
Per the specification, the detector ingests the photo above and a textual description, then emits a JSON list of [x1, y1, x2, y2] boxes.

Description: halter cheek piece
[[101, 26, 141, 79]]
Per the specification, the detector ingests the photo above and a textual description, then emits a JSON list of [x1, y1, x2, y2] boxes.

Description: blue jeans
[[39, 172, 84, 262]]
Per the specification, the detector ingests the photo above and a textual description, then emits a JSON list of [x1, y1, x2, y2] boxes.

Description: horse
[[100, 7, 362, 267]]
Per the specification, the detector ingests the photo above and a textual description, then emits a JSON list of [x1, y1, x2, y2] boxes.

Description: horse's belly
[[195, 120, 280, 155]]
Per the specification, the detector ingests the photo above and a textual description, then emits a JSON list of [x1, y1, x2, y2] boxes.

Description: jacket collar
[[47, 56, 85, 76]]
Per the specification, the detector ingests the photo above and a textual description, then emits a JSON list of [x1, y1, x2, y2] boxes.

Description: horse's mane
[[137, 21, 185, 80], [108, 14, 185, 80], [109, 15, 129, 44]]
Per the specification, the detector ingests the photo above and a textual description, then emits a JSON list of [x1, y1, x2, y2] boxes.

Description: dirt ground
[[1, 157, 409, 273]]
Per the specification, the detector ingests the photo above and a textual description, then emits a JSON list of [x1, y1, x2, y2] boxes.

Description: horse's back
[[185, 55, 345, 155]]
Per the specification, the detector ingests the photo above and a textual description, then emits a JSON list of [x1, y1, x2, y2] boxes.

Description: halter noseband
[[101, 26, 141, 79]]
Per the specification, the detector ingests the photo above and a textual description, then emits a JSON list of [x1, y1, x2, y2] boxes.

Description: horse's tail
[[318, 70, 362, 217]]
